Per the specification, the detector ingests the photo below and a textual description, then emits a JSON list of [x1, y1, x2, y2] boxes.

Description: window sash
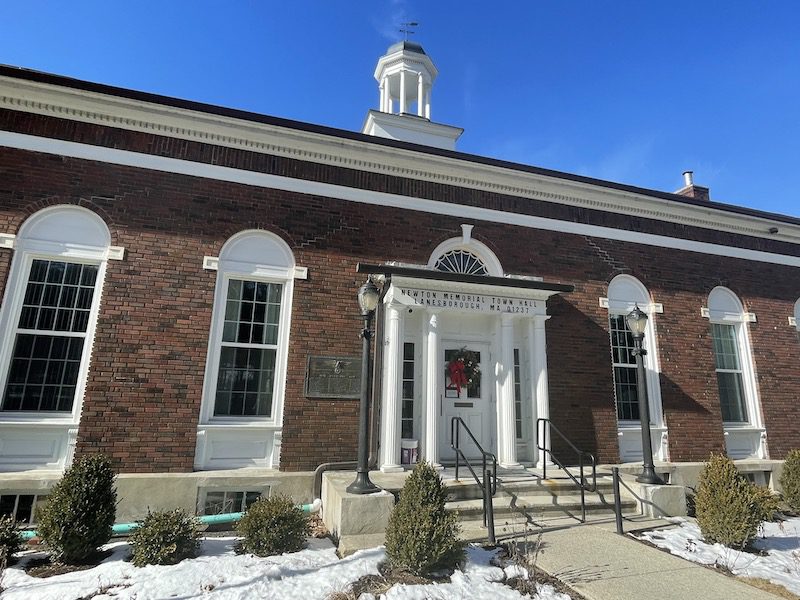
[[609, 314, 640, 421], [212, 278, 283, 418], [401, 342, 415, 439], [513, 348, 523, 439], [2, 259, 99, 413], [711, 323, 749, 423]]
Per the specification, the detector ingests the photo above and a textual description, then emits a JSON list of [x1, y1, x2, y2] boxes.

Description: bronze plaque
[[304, 356, 361, 399]]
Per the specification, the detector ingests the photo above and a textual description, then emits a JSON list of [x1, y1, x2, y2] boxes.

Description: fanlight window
[[433, 250, 488, 276]]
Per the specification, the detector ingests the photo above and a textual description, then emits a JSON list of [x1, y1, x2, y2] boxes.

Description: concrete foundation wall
[[0, 470, 314, 523]]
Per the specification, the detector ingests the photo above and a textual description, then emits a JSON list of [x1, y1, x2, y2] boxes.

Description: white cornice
[[2, 75, 800, 245]]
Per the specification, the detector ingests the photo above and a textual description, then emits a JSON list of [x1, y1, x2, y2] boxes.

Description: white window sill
[[0, 414, 79, 426], [198, 421, 280, 430]]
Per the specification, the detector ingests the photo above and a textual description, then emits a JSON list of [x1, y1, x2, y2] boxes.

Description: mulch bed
[[24, 549, 113, 578]]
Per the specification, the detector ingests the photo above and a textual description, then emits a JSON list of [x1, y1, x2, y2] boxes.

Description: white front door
[[440, 342, 494, 461]]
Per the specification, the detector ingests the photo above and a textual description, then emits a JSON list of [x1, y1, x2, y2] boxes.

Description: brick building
[[0, 42, 798, 520]]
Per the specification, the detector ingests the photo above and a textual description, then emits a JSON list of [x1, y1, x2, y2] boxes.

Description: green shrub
[[752, 485, 780, 523], [0, 516, 22, 564], [695, 454, 773, 549], [129, 509, 201, 567], [236, 494, 309, 557], [385, 461, 465, 575], [780, 449, 800, 511], [36, 454, 117, 564]]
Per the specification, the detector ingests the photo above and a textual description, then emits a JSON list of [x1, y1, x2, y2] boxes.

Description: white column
[[498, 314, 520, 468], [417, 73, 424, 117], [423, 310, 441, 467], [380, 305, 404, 472], [532, 316, 552, 467], [424, 87, 431, 119], [526, 320, 538, 465], [399, 70, 407, 114], [379, 79, 386, 113]]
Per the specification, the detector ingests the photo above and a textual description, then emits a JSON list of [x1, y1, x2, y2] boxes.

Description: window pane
[[203, 491, 226, 515], [401, 343, 415, 439], [214, 348, 275, 416], [513, 348, 523, 439], [718, 372, 748, 422], [19, 260, 96, 334], [710, 323, 748, 423], [711, 324, 740, 370], [609, 315, 641, 421], [2, 334, 83, 412]]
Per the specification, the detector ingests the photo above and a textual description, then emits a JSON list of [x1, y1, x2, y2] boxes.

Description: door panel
[[440, 342, 493, 460]]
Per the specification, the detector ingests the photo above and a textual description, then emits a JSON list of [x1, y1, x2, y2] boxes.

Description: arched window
[[604, 275, 663, 422], [427, 225, 503, 277], [704, 287, 759, 424], [0, 206, 114, 416], [433, 249, 488, 275], [200, 230, 295, 423], [793, 299, 800, 331]]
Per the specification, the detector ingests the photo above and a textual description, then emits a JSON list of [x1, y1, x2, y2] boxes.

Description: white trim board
[[4, 130, 800, 269]]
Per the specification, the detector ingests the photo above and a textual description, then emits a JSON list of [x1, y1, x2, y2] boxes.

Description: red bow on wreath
[[448, 359, 468, 397]]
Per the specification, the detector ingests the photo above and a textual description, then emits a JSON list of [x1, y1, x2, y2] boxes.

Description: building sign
[[304, 356, 361, 399], [397, 288, 542, 315]]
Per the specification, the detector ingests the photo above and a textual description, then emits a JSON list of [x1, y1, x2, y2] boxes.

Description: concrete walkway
[[535, 518, 778, 600]]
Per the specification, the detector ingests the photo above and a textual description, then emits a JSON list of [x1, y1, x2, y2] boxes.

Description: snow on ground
[[0, 537, 571, 600], [638, 516, 800, 596]]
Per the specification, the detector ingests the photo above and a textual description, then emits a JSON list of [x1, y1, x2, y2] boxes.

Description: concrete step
[[447, 493, 636, 521], [444, 477, 618, 502]]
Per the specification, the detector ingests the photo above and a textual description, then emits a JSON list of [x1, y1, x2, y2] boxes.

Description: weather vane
[[399, 21, 419, 40]]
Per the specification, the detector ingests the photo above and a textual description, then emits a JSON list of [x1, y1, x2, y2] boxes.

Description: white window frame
[[0, 206, 116, 427], [601, 276, 665, 427], [601, 274, 668, 462], [702, 287, 762, 430], [791, 299, 799, 329], [199, 230, 297, 429]]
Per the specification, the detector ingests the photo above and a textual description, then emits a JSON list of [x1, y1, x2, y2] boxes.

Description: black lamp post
[[347, 277, 381, 495], [625, 305, 664, 485]]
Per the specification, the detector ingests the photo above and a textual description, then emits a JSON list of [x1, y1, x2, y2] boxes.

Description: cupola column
[[425, 88, 431, 119], [399, 70, 407, 114], [417, 73, 424, 117]]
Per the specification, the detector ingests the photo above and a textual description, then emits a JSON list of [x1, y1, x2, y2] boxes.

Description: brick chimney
[[675, 170, 710, 201]]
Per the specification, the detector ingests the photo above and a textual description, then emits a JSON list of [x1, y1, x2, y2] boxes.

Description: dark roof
[[1, 63, 798, 228], [386, 40, 426, 55], [356, 263, 574, 293]]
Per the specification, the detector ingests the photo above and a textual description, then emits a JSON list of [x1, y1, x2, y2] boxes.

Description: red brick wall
[[0, 110, 799, 473]]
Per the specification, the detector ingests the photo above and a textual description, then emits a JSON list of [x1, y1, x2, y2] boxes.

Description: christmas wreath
[[445, 348, 480, 397]]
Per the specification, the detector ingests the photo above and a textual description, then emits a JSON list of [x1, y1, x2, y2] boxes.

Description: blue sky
[[1, 1, 798, 217]]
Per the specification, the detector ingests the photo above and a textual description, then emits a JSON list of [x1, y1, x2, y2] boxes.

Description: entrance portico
[[361, 263, 573, 473]]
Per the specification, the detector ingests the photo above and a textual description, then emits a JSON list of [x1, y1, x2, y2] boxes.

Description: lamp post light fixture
[[625, 305, 665, 485], [347, 277, 381, 495]]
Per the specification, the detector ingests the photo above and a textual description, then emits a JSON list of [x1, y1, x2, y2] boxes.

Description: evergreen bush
[[129, 509, 201, 567], [236, 494, 309, 557], [752, 484, 780, 523], [695, 454, 773, 549], [385, 461, 465, 575], [36, 454, 117, 564], [0, 515, 22, 564], [779, 449, 800, 511]]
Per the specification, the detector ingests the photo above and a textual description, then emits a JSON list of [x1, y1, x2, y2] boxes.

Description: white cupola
[[362, 41, 463, 150]]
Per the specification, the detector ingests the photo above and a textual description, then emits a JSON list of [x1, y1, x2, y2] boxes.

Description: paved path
[[535, 519, 777, 600]]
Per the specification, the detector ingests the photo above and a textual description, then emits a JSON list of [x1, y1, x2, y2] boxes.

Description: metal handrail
[[536, 418, 597, 522], [450, 416, 497, 545]]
